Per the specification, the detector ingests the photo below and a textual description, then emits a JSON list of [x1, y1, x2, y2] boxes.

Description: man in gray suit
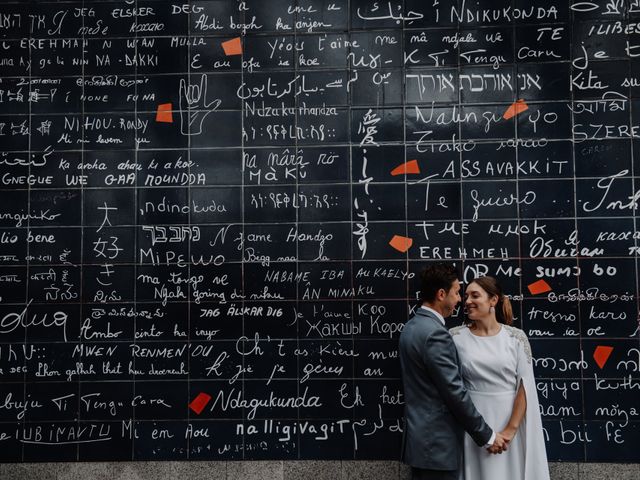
[[399, 264, 507, 480]]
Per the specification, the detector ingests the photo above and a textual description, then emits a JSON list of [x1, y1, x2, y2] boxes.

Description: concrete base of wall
[[1, 461, 638, 480]]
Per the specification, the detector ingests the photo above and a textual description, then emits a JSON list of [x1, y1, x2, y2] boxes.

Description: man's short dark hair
[[420, 263, 459, 303]]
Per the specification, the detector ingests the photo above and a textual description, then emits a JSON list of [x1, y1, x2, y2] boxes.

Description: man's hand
[[487, 432, 509, 454]]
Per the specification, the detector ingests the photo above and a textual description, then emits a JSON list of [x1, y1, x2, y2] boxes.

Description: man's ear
[[435, 288, 446, 301]]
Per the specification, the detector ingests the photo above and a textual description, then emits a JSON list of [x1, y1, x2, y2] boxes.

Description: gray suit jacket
[[399, 308, 493, 470]]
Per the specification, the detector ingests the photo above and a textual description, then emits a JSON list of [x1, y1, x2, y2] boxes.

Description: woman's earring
[[489, 306, 495, 314]]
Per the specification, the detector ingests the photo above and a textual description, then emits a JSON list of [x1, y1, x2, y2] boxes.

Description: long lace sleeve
[[507, 326, 550, 480]]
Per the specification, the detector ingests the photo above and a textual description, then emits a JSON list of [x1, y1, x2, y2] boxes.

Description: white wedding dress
[[450, 325, 550, 480]]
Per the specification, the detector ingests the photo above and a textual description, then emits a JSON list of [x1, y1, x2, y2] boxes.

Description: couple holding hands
[[399, 264, 549, 480]]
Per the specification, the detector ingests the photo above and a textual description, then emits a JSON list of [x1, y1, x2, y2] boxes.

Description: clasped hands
[[486, 429, 515, 455]]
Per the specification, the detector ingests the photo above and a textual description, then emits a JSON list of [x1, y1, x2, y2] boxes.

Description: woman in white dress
[[450, 276, 550, 480]]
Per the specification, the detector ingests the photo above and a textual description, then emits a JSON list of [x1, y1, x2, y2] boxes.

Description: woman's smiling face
[[465, 281, 497, 320]]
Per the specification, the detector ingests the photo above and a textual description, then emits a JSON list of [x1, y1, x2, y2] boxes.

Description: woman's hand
[[500, 426, 517, 442]]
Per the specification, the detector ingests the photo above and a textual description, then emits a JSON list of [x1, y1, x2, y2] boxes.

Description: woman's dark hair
[[420, 264, 459, 303], [470, 276, 513, 325]]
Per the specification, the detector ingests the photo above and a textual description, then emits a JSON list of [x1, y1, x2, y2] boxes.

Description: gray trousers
[[411, 467, 458, 480]]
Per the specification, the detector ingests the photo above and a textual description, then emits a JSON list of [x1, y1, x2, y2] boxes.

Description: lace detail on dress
[[504, 325, 532, 363], [449, 325, 466, 336]]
